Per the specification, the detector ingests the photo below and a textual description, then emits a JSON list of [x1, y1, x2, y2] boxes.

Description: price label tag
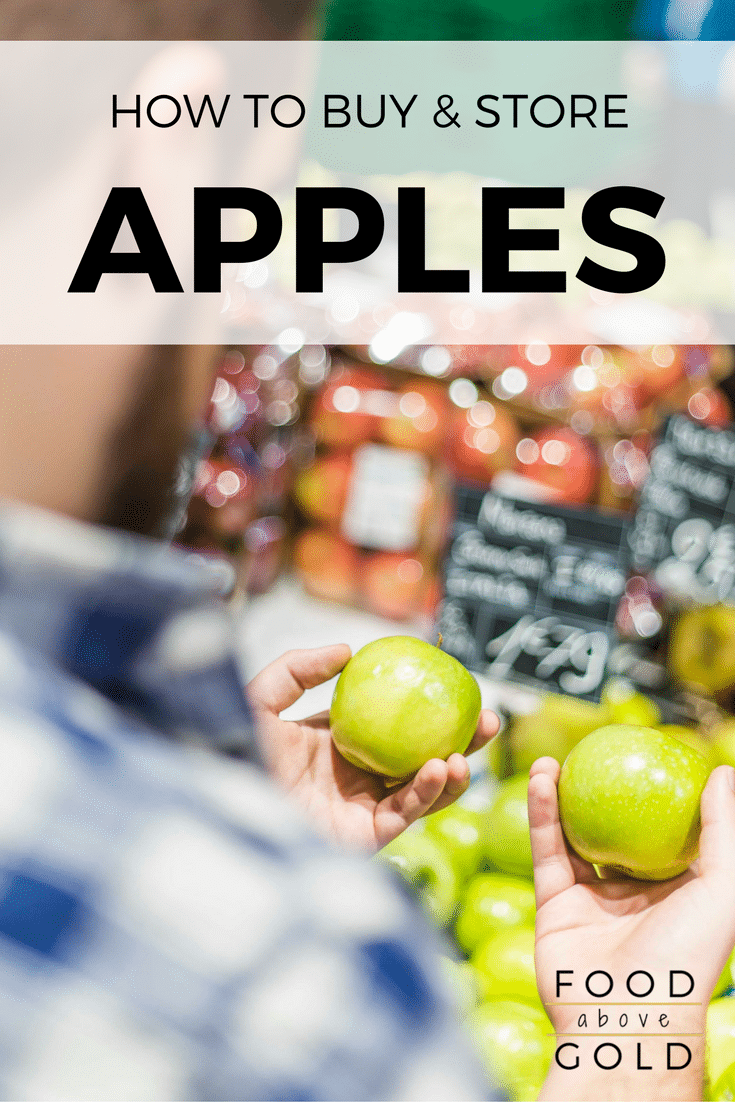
[[630, 416, 735, 604], [438, 487, 630, 700], [340, 444, 429, 551]]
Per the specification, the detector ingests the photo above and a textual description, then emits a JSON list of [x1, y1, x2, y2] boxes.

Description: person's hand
[[529, 756, 735, 1102], [247, 644, 498, 853]]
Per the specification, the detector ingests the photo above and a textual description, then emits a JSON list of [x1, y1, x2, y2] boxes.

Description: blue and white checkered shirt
[[0, 504, 497, 1101]]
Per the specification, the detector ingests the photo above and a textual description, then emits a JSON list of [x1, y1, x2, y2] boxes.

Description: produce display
[[373, 676, 735, 1101], [185, 342, 735, 1100], [290, 343, 733, 628], [670, 606, 735, 697]]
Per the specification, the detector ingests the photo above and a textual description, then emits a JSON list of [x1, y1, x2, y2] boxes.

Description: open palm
[[247, 644, 498, 852], [529, 756, 735, 1101]]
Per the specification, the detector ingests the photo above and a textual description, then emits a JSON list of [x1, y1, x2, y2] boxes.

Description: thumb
[[698, 765, 735, 887], [247, 644, 351, 716]]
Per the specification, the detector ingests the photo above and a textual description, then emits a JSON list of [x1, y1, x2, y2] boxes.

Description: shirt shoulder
[[0, 631, 497, 1101]]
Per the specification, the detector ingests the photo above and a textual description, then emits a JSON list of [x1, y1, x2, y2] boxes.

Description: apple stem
[[436, 633, 443, 649]]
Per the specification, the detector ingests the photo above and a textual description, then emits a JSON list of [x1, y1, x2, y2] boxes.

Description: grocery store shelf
[[238, 575, 538, 726]]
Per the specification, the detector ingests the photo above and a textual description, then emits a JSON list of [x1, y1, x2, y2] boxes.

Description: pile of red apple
[[378, 680, 735, 1102], [179, 346, 304, 593], [292, 357, 453, 619], [291, 345, 733, 621], [178, 343, 733, 615]]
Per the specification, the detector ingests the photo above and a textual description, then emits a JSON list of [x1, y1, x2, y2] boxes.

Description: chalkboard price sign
[[630, 415, 735, 604], [438, 487, 630, 700]]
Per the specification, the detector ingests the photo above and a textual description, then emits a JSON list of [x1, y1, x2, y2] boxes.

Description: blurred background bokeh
[[187, 3, 735, 1098]]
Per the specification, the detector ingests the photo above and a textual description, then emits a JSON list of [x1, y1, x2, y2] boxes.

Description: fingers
[[419, 753, 471, 816], [374, 756, 469, 848], [464, 709, 500, 756], [698, 765, 735, 892], [529, 757, 585, 908], [247, 644, 352, 716]]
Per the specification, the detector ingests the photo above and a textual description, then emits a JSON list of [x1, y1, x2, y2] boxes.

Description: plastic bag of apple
[[375, 679, 735, 1102], [179, 346, 308, 594], [289, 354, 589, 621], [291, 353, 456, 619], [291, 347, 734, 623]]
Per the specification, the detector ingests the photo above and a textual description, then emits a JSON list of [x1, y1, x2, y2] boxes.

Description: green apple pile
[[379, 776, 547, 1101], [506, 677, 724, 775]]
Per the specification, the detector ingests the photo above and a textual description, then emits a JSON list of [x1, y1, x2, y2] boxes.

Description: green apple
[[714, 950, 735, 1000], [710, 721, 735, 769], [601, 678, 661, 727], [377, 831, 459, 926], [424, 804, 485, 883], [486, 726, 511, 779], [330, 636, 481, 778], [485, 773, 534, 878], [510, 709, 574, 775], [660, 724, 717, 768], [712, 1060, 735, 1101], [470, 927, 538, 1004], [558, 725, 710, 880], [541, 691, 610, 741], [669, 605, 735, 694], [511, 693, 609, 773], [708, 998, 735, 1088], [455, 873, 536, 955], [439, 956, 481, 1017], [471, 999, 554, 1102]]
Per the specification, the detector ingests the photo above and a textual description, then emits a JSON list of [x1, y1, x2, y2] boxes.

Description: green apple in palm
[[424, 804, 485, 883], [455, 873, 536, 955], [558, 725, 710, 880], [330, 636, 481, 778], [377, 831, 459, 926], [485, 773, 534, 878], [471, 927, 538, 1004], [471, 999, 553, 1102]]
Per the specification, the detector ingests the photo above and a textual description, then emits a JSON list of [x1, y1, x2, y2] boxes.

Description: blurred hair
[[97, 345, 191, 537]]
